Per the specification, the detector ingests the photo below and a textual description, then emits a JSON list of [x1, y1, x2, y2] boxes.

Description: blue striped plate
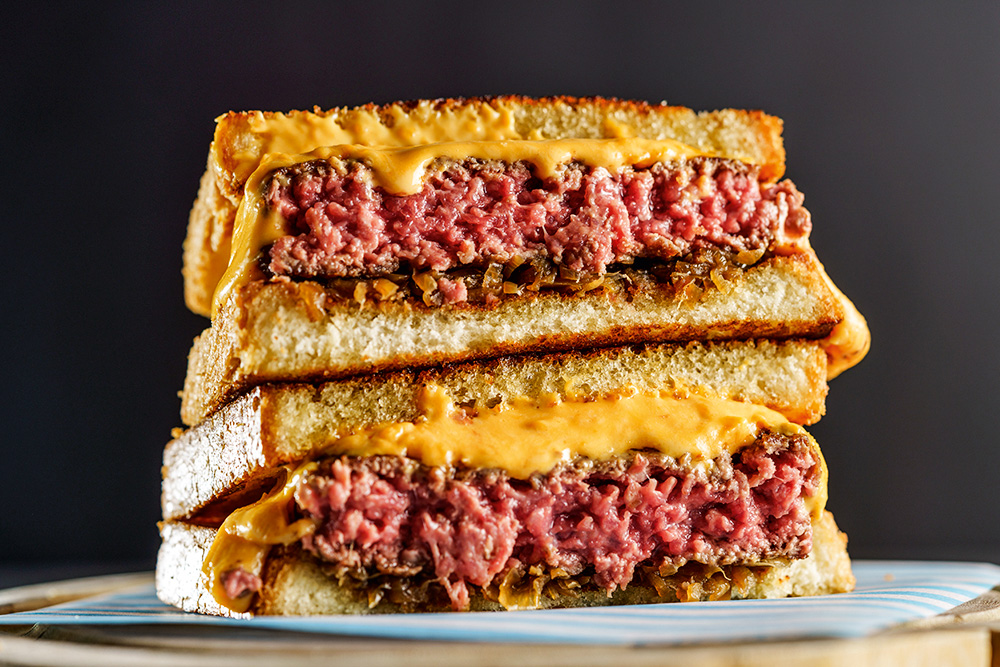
[[1, 561, 997, 645]]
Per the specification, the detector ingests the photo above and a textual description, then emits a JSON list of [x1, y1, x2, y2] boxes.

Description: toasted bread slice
[[165, 338, 828, 521], [179, 253, 841, 426], [184, 97, 787, 316], [155, 510, 852, 617]]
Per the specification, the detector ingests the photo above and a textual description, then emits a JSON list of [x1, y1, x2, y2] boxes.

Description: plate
[[0, 561, 997, 666]]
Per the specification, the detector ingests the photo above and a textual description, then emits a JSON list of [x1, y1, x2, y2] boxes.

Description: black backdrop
[[3, 2, 999, 570]]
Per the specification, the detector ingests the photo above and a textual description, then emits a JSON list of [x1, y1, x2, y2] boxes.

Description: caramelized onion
[[319, 558, 771, 611], [272, 246, 765, 308]]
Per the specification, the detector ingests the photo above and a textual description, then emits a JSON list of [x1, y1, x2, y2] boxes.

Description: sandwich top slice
[[158, 340, 851, 617], [184, 96, 788, 318]]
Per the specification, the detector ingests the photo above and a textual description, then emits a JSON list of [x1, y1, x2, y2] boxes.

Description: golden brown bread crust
[[164, 339, 828, 521], [184, 96, 787, 316], [179, 253, 842, 427], [154, 510, 853, 617]]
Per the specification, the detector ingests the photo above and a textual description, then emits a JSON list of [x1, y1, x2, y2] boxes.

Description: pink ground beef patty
[[266, 158, 811, 292], [269, 431, 820, 610]]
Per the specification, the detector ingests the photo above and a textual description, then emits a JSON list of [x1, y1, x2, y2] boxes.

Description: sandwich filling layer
[[266, 157, 808, 291], [198, 388, 826, 612], [217, 431, 820, 612], [214, 139, 809, 315]]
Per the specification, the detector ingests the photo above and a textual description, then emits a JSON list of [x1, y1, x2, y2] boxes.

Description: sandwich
[[158, 97, 869, 617]]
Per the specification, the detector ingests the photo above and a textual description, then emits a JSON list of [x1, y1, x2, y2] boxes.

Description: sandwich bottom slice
[[158, 509, 851, 617], [156, 345, 853, 616]]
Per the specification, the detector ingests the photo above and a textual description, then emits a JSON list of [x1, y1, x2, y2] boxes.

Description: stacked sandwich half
[[157, 97, 869, 616]]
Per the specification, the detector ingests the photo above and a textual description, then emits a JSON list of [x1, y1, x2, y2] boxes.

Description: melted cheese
[[220, 101, 524, 185], [212, 136, 708, 316], [201, 463, 318, 613], [811, 254, 871, 379], [308, 137, 703, 196], [824, 288, 870, 379], [201, 387, 828, 611], [334, 385, 807, 479]]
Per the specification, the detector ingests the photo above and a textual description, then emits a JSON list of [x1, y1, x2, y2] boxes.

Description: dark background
[[3, 2, 999, 584]]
